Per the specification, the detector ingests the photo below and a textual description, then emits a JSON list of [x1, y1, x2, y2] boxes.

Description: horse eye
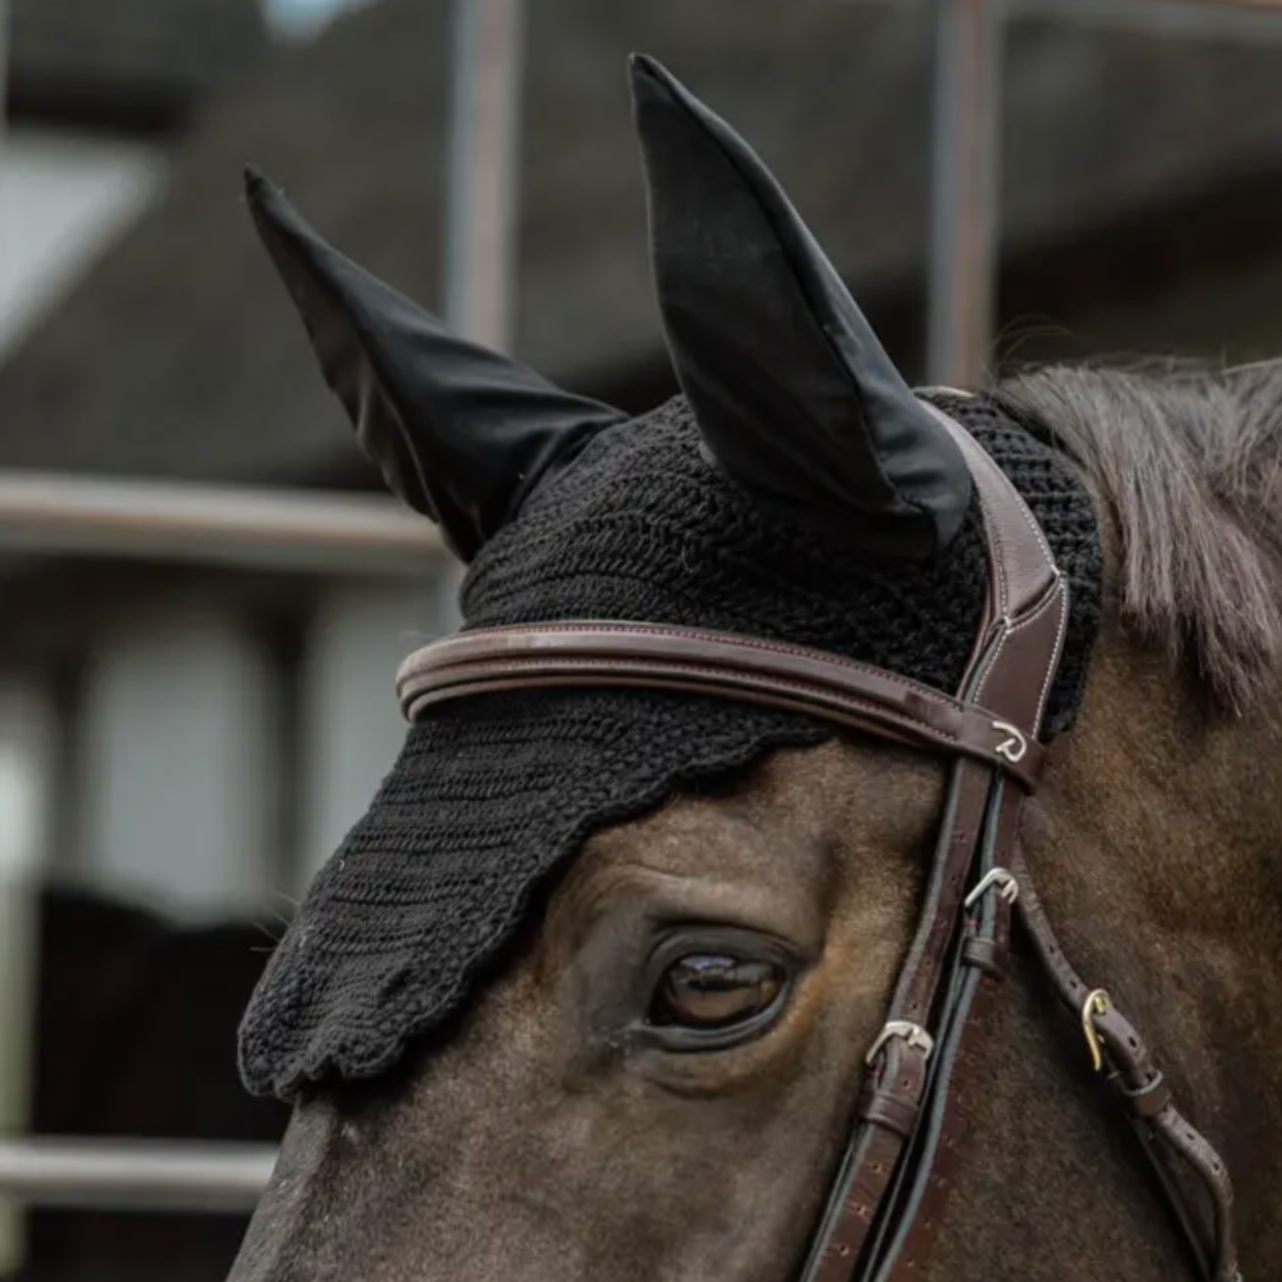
[[649, 954, 785, 1030]]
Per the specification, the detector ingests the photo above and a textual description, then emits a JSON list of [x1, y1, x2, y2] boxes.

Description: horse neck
[[932, 616, 1282, 1280]]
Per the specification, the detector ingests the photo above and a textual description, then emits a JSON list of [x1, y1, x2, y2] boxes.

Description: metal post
[[0, 683, 53, 1276], [0, 0, 8, 159], [927, 0, 1004, 388], [444, 0, 526, 351], [0, 0, 30, 1235]]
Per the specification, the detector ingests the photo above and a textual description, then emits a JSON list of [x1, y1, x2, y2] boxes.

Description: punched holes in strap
[[1086, 999, 1175, 1119]]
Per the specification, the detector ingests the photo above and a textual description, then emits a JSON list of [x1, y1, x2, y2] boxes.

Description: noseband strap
[[394, 406, 1241, 1282]]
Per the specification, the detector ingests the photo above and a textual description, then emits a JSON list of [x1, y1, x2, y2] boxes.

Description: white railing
[[0, 1139, 275, 1211], [0, 471, 444, 575]]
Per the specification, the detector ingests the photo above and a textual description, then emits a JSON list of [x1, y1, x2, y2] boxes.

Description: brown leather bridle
[[394, 406, 1243, 1282]]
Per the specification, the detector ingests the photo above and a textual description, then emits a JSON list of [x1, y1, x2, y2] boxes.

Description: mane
[[995, 360, 1282, 714]]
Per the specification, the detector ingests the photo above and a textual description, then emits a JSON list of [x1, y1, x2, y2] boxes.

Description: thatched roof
[[4, 0, 1282, 489]]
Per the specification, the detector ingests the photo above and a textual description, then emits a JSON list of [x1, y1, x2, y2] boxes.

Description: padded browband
[[396, 621, 1049, 790]]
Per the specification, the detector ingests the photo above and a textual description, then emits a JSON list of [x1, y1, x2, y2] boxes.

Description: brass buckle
[[1080, 988, 1112, 1073]]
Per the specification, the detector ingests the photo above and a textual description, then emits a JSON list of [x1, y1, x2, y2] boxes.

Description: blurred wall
[[0, 129, 165, 361]]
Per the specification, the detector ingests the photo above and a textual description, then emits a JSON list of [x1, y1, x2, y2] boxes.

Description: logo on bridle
[[992, 721, 1028, 764]]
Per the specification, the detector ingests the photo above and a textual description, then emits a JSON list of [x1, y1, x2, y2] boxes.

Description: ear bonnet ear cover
[[237, 390, 1102, 1099], [235, 53, 1101, 1102]]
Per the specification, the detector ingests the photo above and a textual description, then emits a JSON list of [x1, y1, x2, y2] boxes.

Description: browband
[[396, 620, 1049, 791]]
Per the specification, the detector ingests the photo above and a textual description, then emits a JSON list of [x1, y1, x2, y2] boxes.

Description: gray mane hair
[[996, 360, 1282, 715]]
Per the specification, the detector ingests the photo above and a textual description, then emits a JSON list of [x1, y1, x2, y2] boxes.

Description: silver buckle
[[964, 867, 1019, 909], [864, 1020, 935, 1067]]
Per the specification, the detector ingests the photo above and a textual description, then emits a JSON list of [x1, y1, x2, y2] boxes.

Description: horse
[[224, 54, 1281, 1282]]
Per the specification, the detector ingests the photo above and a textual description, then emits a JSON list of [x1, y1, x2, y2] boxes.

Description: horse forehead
[[569, 739, 947, 900]]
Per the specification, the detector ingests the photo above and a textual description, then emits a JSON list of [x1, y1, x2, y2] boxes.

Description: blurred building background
[[4, 1, 1282, 1279]]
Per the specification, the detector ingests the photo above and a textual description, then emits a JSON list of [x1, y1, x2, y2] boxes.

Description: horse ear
[[628, 55, 972, 559], [243, 168, 627, 562]]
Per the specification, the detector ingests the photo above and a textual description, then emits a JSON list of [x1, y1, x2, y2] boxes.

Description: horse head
[[227, 56, 1281, 1282]]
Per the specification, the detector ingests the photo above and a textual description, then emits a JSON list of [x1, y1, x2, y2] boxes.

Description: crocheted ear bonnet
[[236, 57, 1102, 1099]]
